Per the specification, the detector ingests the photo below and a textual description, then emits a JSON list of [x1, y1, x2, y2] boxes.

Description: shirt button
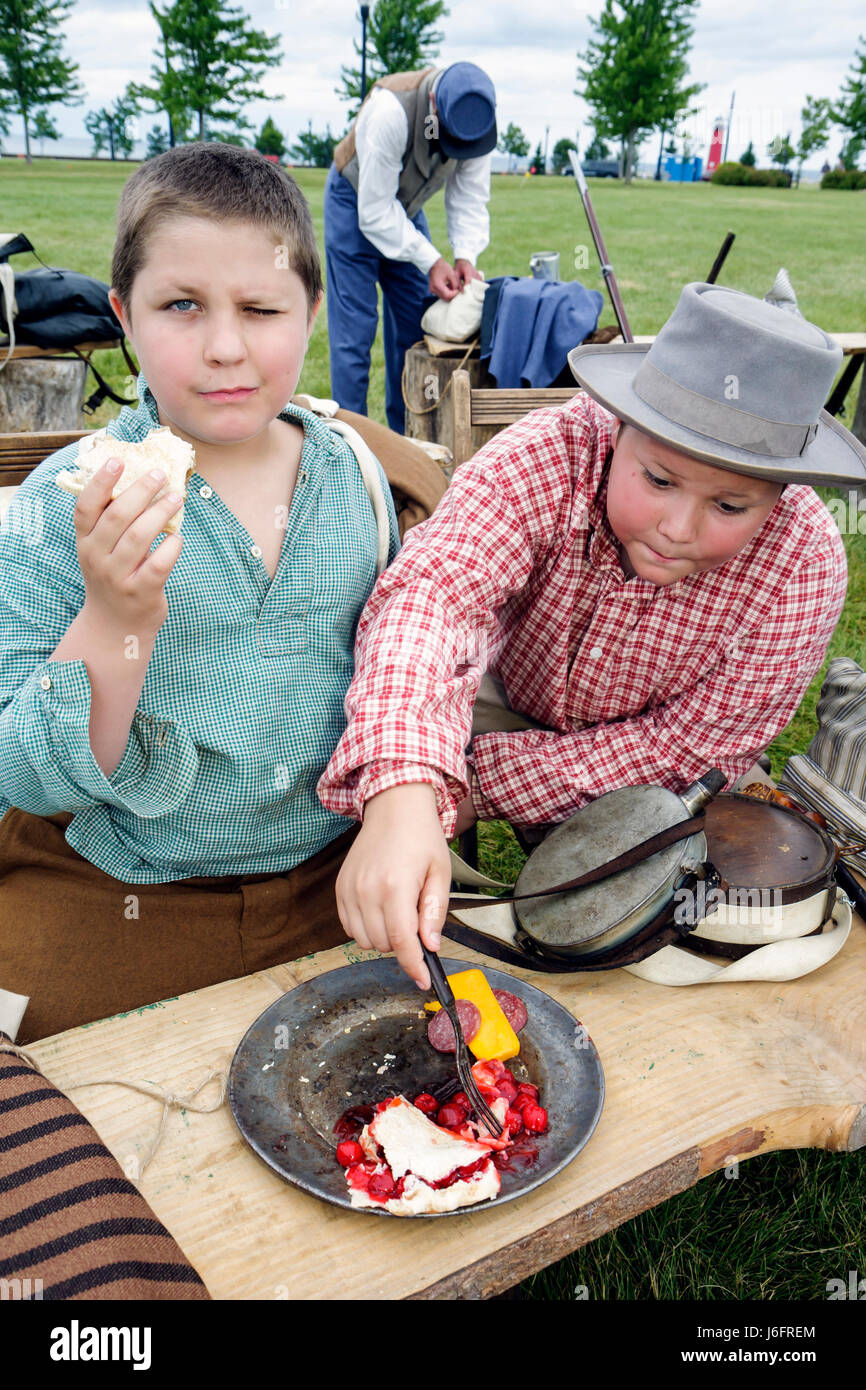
[[250, 544, 263, 559], [39, 674, 52, 690], [589, 646, 603, 659], [199, 485, 213, 499]]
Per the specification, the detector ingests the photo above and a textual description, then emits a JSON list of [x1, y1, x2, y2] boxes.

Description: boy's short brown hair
[[111, 142, 323, 323]]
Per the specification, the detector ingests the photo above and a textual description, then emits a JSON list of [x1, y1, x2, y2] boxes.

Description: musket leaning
[[568, 149, 633, 344]]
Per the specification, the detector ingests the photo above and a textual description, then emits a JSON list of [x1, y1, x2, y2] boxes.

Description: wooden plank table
[[24, 880, 866, 1301]]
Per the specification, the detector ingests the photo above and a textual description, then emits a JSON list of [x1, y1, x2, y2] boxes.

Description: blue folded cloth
[[481, 277, 604, 389]]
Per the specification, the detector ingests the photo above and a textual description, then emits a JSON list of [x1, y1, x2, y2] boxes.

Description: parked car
[[580, 158, 620, 178]]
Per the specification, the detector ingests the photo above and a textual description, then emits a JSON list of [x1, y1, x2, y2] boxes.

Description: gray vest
[[337, 69, 450, 219]]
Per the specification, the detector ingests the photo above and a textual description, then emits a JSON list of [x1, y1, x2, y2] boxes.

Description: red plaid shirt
[[318, 393, 847, 834]]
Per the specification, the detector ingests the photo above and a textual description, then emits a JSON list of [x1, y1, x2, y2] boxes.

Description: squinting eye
[[165, 301, 277, 315], [643, 469, 669, 488], [718, 502, 748, 515]]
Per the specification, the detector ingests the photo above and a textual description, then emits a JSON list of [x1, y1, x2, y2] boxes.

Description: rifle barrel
[[568, 151, 633, 342]]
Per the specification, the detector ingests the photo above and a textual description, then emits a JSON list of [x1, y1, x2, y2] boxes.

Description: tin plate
[[228, 957, 605, 1218]]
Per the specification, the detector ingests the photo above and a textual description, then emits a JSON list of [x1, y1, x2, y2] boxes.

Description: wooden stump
[[403, 344, 495, 457], [0, 357, 87, 431]]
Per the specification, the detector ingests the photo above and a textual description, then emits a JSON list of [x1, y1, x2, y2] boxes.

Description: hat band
[[633, 359, 819, 458]]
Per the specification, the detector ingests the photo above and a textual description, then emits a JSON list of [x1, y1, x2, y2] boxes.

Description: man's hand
[[335, 783, 453, 990], [454, 259, 483, 291], [428, 257, 461, 301]]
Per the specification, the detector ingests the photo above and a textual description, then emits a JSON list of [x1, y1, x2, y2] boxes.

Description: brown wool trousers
[[0, 809, 359, 1045]]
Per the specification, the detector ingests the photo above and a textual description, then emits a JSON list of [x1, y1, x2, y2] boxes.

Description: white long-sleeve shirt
[[354, 86, 491, 274]]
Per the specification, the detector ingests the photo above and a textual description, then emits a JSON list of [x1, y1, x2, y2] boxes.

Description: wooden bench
[[0, 429, 89, 488], [450, 333, 866, 467]]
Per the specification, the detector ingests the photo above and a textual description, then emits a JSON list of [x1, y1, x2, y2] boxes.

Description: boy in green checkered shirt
[[0, 143, 399, 1043]]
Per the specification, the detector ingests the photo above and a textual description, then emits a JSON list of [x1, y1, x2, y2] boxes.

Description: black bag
[[0, 233, 138, 412]]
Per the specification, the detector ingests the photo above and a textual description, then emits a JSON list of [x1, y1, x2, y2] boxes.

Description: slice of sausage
[[493, 989, 528, 1034], [427, 1000, 482, 1052]]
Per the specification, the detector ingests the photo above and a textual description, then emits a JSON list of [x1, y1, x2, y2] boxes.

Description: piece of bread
[[55, 427, 197, 535]]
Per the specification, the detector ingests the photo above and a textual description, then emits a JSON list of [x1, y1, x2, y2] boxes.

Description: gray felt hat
[[568, 282, 866, 487]]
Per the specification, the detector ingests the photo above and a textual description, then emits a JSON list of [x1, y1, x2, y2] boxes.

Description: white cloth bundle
[[421, 278, 488, 343]]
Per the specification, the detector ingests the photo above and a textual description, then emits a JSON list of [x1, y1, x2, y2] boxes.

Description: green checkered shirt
[[0, 375, 399, 882]]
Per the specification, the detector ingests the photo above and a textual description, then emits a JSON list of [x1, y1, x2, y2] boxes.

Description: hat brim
[[438, 121, 498, 161], [568, 342, 866, 488]]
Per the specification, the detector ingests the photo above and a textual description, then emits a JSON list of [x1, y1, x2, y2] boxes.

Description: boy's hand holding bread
[[58, 428, 195, 641]]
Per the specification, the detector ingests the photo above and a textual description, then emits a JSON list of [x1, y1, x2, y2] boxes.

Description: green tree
[[32, 107, 60, 155], [834, 33, 866, 145], [255, 115, 287, 158], [338, 0, 449, 112], [794, 95, 831, 185], [532, 140, 545, 172], [739, 140, 756, 166], [551, 136, 576, 172], [0, 0, 84, 164], [145, 124, 170, 159], [576, 0, 703, 184], [133, 0, 282, 145], [584, 131, 611, 159], [85, 87, 140, 160], [133, 4, 193, 149], [838, 134, 864, 170], [288, 126, 337, 168], [767, 131, 795, 170], [498, 120, 529, 170]]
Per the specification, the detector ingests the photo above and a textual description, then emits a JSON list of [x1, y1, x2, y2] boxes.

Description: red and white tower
[[706, 116, 725, 176]]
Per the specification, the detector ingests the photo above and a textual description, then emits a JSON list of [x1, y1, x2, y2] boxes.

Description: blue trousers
[[324, 163, 432, 434]]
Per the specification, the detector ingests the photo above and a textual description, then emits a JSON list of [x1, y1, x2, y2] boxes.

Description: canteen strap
[[448, 814, 706, 912], [442, 873, 712, 973]]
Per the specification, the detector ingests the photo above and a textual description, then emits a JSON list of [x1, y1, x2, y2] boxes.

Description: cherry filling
[[336, 1064, 549, 1202], [345, 1154, 491, 1203], [432, 1156, 489, 1190], [492, 1137, 539, 1172], [333, 1104, 375, 1141]]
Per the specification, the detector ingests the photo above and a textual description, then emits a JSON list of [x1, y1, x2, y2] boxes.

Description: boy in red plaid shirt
[[318, 283, 866, 987]]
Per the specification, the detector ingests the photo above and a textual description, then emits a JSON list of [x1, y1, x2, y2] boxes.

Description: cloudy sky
[[13, 0, 866, 165]]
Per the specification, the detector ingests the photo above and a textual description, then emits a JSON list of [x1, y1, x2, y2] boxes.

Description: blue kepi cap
[[434, 62, 497, 160]]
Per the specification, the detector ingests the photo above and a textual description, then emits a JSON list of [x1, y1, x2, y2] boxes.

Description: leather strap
[[448, 814, 706, 911], [442, 872, 712, 972]]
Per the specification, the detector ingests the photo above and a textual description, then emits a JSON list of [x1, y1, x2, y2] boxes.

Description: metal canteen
[[512, 771, 725, 960]]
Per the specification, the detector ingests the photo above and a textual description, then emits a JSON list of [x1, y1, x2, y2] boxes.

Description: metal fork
[[420, 944, 504, 1138]]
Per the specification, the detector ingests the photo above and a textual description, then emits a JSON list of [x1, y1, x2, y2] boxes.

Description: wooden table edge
[[408, 1100, 866, 1300]]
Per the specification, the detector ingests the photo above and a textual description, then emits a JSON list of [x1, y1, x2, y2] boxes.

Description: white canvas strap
[[0, 261, 17, 370], [623, 890, 851, 985], [292, 394, 391, 577]]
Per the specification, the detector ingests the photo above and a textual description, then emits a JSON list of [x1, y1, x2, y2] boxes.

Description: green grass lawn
[[2, 158, 864, 1299]]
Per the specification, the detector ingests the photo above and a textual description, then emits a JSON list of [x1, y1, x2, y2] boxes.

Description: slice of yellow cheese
[[424, 968, 519, 1061]]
